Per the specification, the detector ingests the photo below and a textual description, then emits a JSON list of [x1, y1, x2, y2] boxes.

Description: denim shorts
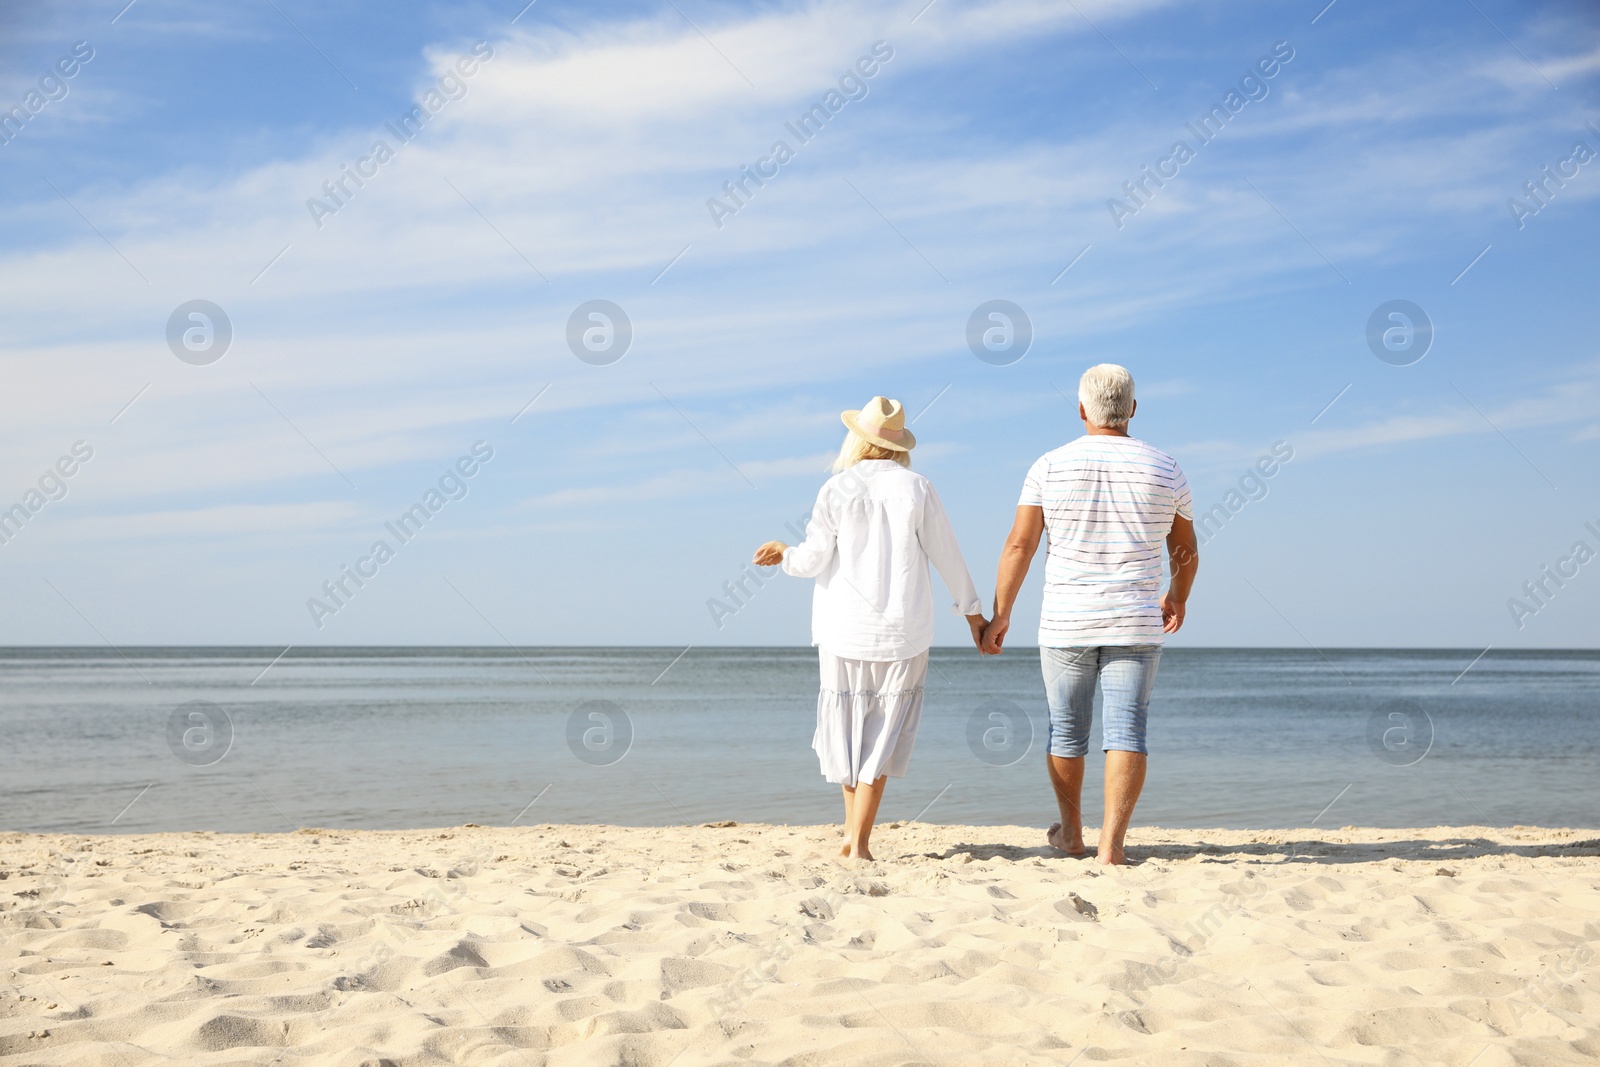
[[1040, 645, 1163, 757]]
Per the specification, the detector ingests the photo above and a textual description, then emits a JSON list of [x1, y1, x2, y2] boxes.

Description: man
[[981, 364, 1198, 865]]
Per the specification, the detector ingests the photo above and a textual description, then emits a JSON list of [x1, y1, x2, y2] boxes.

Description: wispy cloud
[[1285, 371, 1598, 462], [41, 500, 366, 544]]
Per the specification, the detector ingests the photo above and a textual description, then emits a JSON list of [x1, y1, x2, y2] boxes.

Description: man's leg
[[1040, 647, 1097, 856], [1096, 645, 1161, 865], [1100, 751, 1147, 865], [1047, 754, 1086, 855]]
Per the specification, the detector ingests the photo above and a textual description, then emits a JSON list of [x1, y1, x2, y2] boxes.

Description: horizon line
[[0, 644, 1592, 653]]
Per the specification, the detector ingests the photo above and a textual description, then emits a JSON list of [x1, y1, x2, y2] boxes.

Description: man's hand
[[988, 507, 1042, 659], [981, 614, 1010, 655], [965, 613, 988, 651], [1160, 592, 1186, 634], [752, 541, 787, 567], [1162, 516, 1197, 634]]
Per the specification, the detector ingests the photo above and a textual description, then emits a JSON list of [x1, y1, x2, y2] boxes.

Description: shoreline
[[4, 824, 1597, 1064], [7, 821, 1600, 847]]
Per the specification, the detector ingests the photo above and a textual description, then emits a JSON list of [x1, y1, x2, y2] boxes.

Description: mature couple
[[752, 364, 1199, 864]]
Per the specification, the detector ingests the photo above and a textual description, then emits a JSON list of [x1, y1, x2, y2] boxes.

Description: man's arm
[[981, 505, 1044, 654], [1160, 514, 1199, 633]]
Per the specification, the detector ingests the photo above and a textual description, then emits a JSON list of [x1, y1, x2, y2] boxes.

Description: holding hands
[[979, 614, 1009, 655], [752, 541, 787, 567]]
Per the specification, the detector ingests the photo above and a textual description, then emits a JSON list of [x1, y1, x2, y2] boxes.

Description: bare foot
[[1047, 823, 1087, 857], [837, 846, 874, 862], [1096, 845, 1132, 866]]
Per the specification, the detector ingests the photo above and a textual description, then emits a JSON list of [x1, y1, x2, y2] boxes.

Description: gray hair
[[1078, 363, 1135, 428]]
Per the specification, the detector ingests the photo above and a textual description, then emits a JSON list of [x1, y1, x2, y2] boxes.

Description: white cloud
[[42, 500, 365, 544], [1295, 371, 1600, 460]]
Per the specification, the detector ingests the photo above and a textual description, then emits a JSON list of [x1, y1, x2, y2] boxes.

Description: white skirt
[[813, 649, 929, 787]]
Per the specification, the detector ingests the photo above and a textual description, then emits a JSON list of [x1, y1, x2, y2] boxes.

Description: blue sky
[[0, 0, 1596, 649]]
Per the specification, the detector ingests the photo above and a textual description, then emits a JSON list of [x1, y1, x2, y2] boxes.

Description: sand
[[2, 823, 1597, 1066]]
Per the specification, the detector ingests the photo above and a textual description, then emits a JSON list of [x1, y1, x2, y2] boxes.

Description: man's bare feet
[[1047, 822, 1087, 857], [1096, 844, 1132, 866]]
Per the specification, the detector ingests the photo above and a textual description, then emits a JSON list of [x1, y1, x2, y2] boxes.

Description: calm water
[[0, 647, 1595, 834]]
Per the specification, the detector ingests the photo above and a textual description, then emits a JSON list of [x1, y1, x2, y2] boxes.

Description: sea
[[1, 647, 1595, 835]]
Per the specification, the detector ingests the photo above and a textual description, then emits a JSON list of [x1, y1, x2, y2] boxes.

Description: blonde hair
[[1078, 363, 1136, 429], [831, 430, 911, 473]]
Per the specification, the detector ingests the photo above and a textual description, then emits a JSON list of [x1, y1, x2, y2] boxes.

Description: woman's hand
[[966, 613, 989, 652], [980, 614, 1010, 655], [752, 541, 787, 567]]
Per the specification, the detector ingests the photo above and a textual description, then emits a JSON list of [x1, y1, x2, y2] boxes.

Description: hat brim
[[841, 410, 915, 452]]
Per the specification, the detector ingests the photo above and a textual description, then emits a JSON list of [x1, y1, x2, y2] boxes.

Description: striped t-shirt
[[1018, 435, 1192, 646]]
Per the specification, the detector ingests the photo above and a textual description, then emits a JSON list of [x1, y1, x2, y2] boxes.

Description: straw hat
[[841, 396, 915, 452]]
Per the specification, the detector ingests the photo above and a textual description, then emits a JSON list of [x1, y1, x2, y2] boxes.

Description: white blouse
[[782, 460, 983, 661]]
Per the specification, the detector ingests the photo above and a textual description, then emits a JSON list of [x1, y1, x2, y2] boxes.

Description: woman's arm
[[917, 483, 984, 617], [752, 488, 837, 577]]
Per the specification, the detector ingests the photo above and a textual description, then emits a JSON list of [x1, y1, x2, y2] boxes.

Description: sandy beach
[[3, 823, 1597, 1065]]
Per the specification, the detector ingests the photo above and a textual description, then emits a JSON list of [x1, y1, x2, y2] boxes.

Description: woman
[[753, 396, 987, 860]]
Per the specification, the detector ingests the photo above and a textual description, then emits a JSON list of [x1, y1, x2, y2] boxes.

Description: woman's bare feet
[[1047, 822, 1087, 857], [837, 776, 886, 865]]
